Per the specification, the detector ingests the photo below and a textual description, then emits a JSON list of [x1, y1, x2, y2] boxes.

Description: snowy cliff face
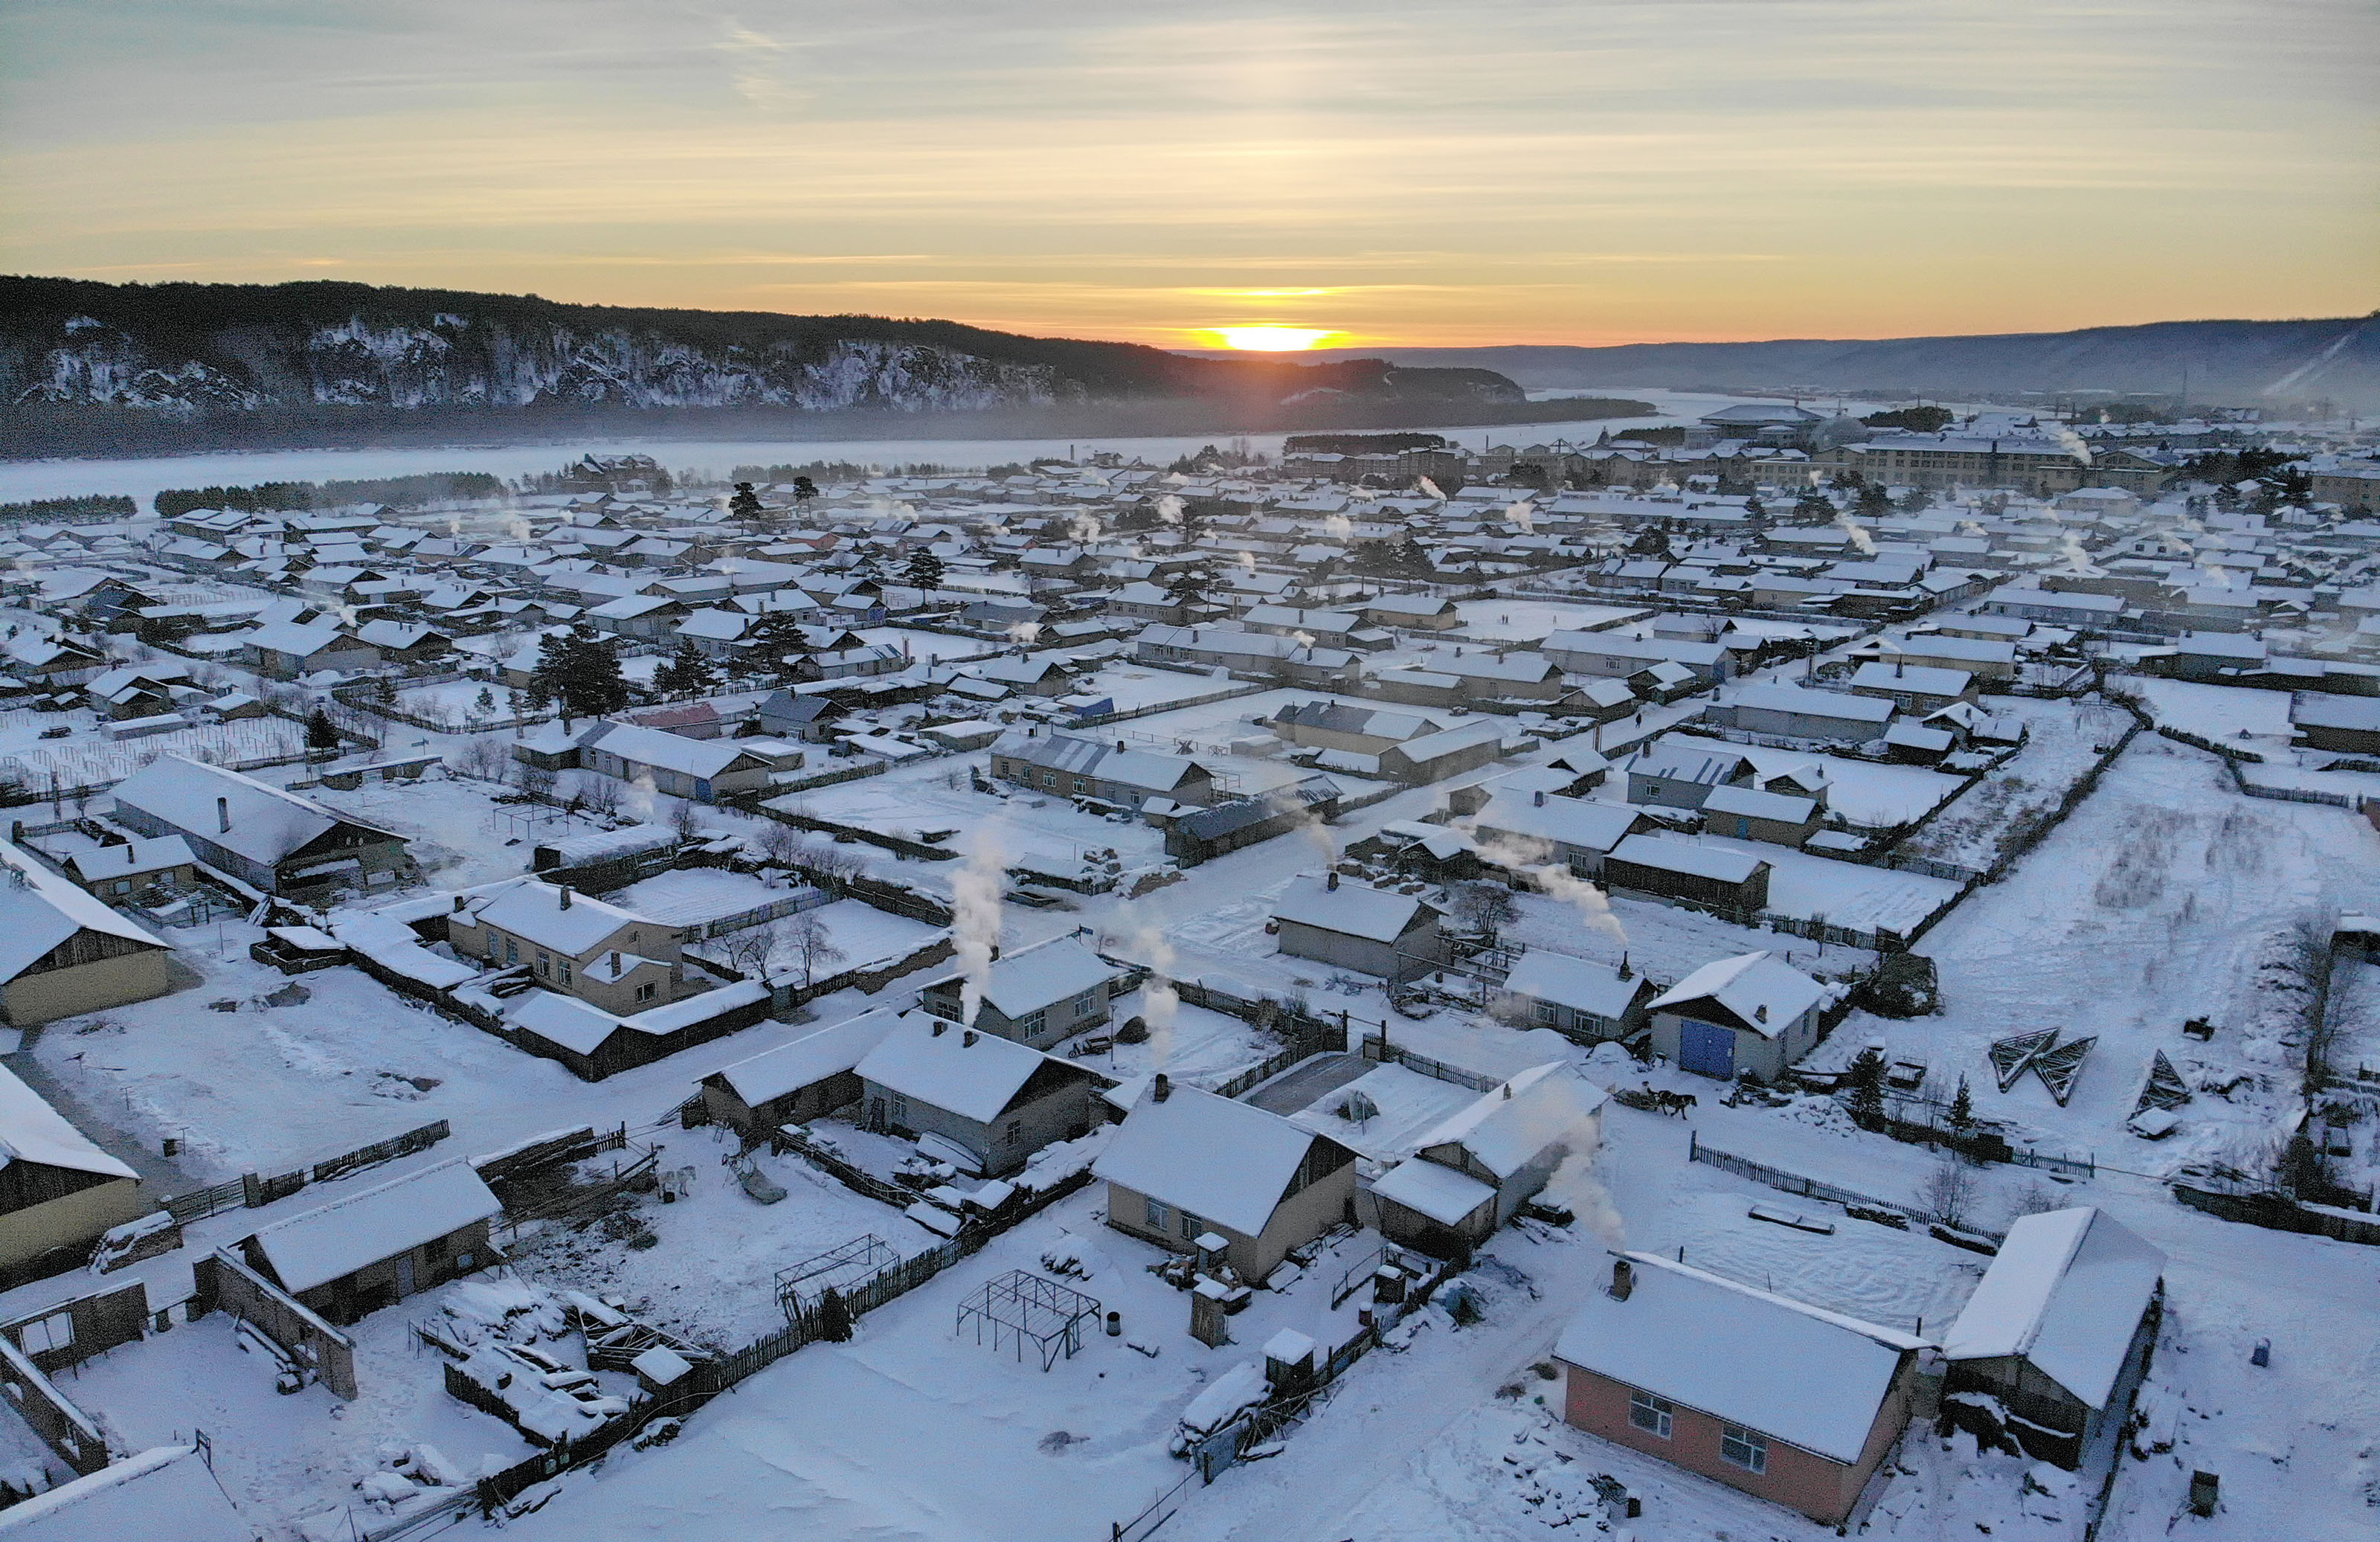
[[16, 314, 1067, 417]]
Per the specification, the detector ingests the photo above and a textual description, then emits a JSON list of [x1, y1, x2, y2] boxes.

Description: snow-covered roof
[[0, 841, 169, 986], [585, 722, 767, 781], [1940, 1207, 2165, 1409], [1701, 783, 1818, 824], [1730, 682, 1897, 724], [1555, 1250, 1926, 1465], [1850, 661, 1972, 696], [1093, 1084, 1348, 1239], [111, 754, 401, 869], [916, 935, 1116, 1019], [1647, 951, 1822, 1036], [60, 835, 195, 884], [0, 1444, 251, 1541], [1413, 1061, 1606, 1180], [1606, 834, 1768, 886], [1500, 951, 1646, 1019], [1270, 877, 1441, 945], [1472, 792, 1641, 853], [246, 1158, 501, 1295], [1370, 1153, 1497, 1226], [710, 1008, 904, 1107], [855, 1013, 1087, 1125], [0, 1062, 137, 1182], [460, 877, 655, 957]]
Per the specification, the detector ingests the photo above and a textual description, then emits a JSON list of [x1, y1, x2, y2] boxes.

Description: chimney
[[1152, 1072, 1171, 1102], [963, 1029, 978, 1047], [1325, 871, 1339, 891], [609, 950, 621, 974], [558, 884, 573, 910], [1755, 1003, 1769, 1023], [1502, 1082, 1513, 1100], [126, 845, 137, 866], [1618, 951, 1632, 980], [1609, 1258, 1635, 1301], [1534, 788, 1546, 807], [1116, 741, 1128, 756], [216, 797, 231, 834], [451, 894, 466, 913]]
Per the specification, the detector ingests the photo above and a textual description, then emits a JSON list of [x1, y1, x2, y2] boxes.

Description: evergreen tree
[[903, 547, 946, 592], [1628, 527, 1672, 559], [814, 1286, 854, 1343], [1947, 1076, 1975, 1134], [656, 639, 716, 695], [791, 475, 820, 503], [1855, 484, 1893, 520], [1393, 535, 1435, 577], [744, 611, 816, 685], [728, 481, 766, 530], [1847, 1046, 1888, 1130], [1165, 562, 1214, 608], [1742, 494, 1766, 521], [304, 708, 341, 752], [1793, 488, 1834, 521], [531, 624, 630, 723]]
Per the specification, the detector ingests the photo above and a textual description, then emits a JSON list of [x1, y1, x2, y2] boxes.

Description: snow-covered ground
[[1659, 729, 1967, 827], [1901, 697, 2122, 871]]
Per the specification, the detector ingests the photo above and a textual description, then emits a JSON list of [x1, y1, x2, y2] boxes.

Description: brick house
[[1555, 1253, 1926, 1528], [446, 878, 692, 1015]]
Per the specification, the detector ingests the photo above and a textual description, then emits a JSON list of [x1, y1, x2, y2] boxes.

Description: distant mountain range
[[0, 277, 1606, 457], [1197, 315, 2380, 411]]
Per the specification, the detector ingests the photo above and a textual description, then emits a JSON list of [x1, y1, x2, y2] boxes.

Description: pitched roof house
[[1094, 1079, 1358, 1281], [1555, 1251, 1928, 1527], [1647, 951, 1827, 1082], [1371, 1062, 1606, 1256], [109, 756, 414, 898], [855, 1013, 1109, 1177]]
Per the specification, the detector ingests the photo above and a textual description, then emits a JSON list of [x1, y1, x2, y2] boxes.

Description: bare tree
[[754, 820, 805, 867], [513, 763, 557, 804], [579, 775, 623, 817], [1451, 880, 1520, 946], [784, 910, 847, 989], [721, 924, 778, 977], [1918, 1154, 1976, 1230], [669, 797, 704, 841]]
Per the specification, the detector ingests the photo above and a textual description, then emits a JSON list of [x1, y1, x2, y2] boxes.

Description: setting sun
[[1214, 327, 1335, 352]]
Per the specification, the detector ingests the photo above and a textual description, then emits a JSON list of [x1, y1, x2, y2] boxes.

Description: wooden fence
[[154, 1119, 451, 1227], [1686, 1131, 2007, 1242]]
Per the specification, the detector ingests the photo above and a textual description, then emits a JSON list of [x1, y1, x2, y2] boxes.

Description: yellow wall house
[[0, 840, 176, 1027], [0, 1063, 146, 1274]]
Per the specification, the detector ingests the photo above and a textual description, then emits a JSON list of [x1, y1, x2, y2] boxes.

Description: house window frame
[[1720, 1424, 1767, 1473], [1145, 1197, 1171, 1232], [17, 1311, 74, 1358], [1533, 1000, 1557, 1027], [1004, 1118, 1022, 1148], [890, 1093, 909, 1123], [1019, 1010, 1046, 1038], [1178, 1209, 1205, 1241], [635, 981, 657, 1003], [1629, 1390, 1673, 1439]]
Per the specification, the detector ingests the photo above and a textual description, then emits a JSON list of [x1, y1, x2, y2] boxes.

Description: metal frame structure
[[775, 1234, 898, 1321], [955, 1270, 1101, 1371]]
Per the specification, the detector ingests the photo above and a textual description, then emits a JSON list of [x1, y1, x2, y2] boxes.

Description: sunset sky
[[3, 0, 2372, 350]]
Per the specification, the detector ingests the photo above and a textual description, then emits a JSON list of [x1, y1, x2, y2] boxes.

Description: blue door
[[1679, 1018, 1736, 1079]]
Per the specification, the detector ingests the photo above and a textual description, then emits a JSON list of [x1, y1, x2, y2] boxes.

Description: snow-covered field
[[1901, 697, 2121, 871]]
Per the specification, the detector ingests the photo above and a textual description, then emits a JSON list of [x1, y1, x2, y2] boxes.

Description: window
[[890, 1095, 908, 1122], [1072, 777, 1088, 793], [536, 951, 550, 977], [1073, 991, 1098, 1016], [1629, 1391, 1673, 1439], [17, 1312, 74, 1358], [504, 937, 518, 966], [1145, 1198, 1171, 1231], [635, 982, 657, 1003], [1019, 1011, 1046, 1038], [1042, 771, 1058, 788], [1720, 1425, 1766, 1473], [558, 960, 572, 984], [1004, 1119, 1022, 1148], [1533, 1001, 1557, 1027], [1179, 1210, 1205, 1241]]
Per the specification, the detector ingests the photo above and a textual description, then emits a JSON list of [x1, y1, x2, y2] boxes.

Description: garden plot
[[1900, 695, 2120, 872], [501, 1189, 1389, 1542], [2325, 956, 2380, 1087], [57, 1277, 543, 1538], [255, 768, 550, 889], [1052, 988, 1281, 1092], [753, 898, 943, 978], [509, 1130, 949, 1349], [856, 626, 999, 664], [390, 677, 533, 727], [1658, 730, 1965, 826], [1064, 661, 1254, 715], [1499, 887, 1869, 995], [0, 710, 306, 792], [2128, 676, 2292, 750], [1812, 735, 2375, 1169]]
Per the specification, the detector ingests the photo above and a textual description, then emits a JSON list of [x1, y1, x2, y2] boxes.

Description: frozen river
[[0, 388, 1820, 508]]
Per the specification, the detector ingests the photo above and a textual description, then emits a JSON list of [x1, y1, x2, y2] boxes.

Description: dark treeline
[[153, 470, 506, 517], [0, 494, 138, 522]]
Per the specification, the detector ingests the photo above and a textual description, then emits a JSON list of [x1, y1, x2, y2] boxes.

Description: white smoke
[[866, 495, 916, 519], [1415, 477, 1446, 501], [1119, 925, 1181, 1073], [1833, 513, 1877, 556], [2051, 426, 2094, 466], [950, 831, 1010, 1029], [1543, 1135, 1627, 1250], [1322, 513, 1354, 539], [1505, 500, 1535, 533], [2059, 532, 2099, 576], [1290, 630, 1316, 649], [1236, 550, 1257, 572], [1005, 621, 1042, 645], [1154, 495, 1185, 526], [1068, 512, 1102, 544], [1459, 823, 1628, 947]]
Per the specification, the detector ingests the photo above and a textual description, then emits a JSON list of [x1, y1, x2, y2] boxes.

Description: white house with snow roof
[[1094, 1077, 1358, 1281], [1498, 951, 1656, 1043], [1371, 1061, 1606, 1256], [1647, 951, 1829, 1081], [1271, 875, 1445, 980], [1940, 1207, 2164, 1471], [855, 1012, 1108, 1177], [915, 934, 1119, 1050], [445, 877, 689, 1016]]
